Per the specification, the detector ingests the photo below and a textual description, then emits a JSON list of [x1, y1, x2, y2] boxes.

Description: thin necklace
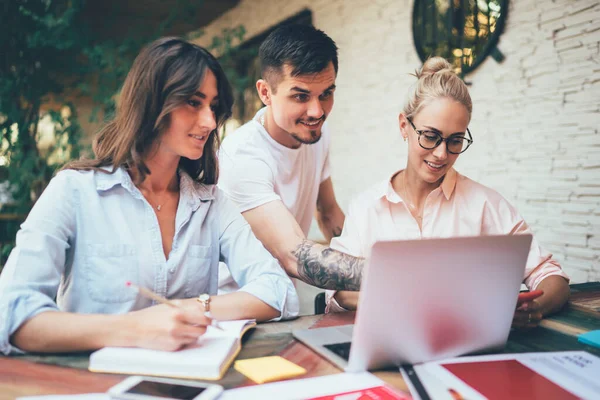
[[144, 190, 169, 212], [402, 171, 422, 220], [141, 175, 179, 212]]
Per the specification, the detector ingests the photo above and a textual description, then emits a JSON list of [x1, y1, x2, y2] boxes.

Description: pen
[[125, 281, 224, 331], [402, 364, 432, 400], [448, 388, 465, 400]]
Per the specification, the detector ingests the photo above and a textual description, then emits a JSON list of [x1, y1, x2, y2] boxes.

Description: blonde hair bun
[[403, 56, 472, 120], [417, 56, 453, 78]]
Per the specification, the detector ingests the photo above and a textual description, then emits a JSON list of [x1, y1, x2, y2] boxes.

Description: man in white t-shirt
[[218, 25, 365, 291]]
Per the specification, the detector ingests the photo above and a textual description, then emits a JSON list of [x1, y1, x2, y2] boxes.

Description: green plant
[[0, 0, 250, 270], [1, 0, 87, 211]]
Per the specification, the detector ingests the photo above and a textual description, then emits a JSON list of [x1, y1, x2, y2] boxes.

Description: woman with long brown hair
[[0, 37, 298, 355]]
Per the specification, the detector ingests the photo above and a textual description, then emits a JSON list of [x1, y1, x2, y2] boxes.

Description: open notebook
[[89, 319, 256, 380]]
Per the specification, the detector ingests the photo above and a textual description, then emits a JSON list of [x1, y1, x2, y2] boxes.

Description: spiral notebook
[[89, 319, 256, 380]]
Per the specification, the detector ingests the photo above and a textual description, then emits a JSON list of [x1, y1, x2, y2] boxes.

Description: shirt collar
[[440, 167, 458, 200], [378, 167, 458, 203], [94, 166, 129, 193], [94, 166, 215, 205]]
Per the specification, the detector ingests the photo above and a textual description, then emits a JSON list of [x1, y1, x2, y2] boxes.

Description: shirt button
[[169, 269, 175, 274]]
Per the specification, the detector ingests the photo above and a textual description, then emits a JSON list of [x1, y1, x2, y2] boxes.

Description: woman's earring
[[403, 137, 407, 142]]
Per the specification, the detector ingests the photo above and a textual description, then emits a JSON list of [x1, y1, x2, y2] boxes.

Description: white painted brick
[[565, 246, 598, 261], [573, 134, 600, 147], [555, 35, 586, 51], [588, 268, 600, 282], [575, 186, 600, 197], [200, 0, 600, 287], [577, 169, 600, 183], [565, 90, 600, 103], [589, 235, 600, 249], [558, 52, 595, 67], [561, 11, 600, 30], [562, 202, 598, 215], [542, 19, 569, 34], [559, 67, 590, 83], [562, 213, 594, 227], [551, 171, 579, 181], [581, 160, 600, 169], [567, 1, 599, 16], [554, 23, 595, 42], [553, 159, 580, 170], [565, 267, 590, 284], [553, 230, 589, 247], [540, 7, 569, 24], [564, 149, 600, 160]]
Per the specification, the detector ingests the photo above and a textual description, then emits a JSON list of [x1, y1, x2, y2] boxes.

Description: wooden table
[[1, 283, 599, 400]]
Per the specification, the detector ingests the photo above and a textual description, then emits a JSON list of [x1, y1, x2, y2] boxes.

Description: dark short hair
[[259, 24, 338, 89]]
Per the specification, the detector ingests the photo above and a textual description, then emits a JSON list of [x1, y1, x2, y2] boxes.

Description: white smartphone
[[108, 376, 223, 400]]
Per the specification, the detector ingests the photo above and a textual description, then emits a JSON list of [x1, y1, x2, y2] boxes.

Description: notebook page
[[89, 319, 255, 379], [206, 319, 254, 338]]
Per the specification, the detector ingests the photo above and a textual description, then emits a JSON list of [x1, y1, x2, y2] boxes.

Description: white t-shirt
[[217, 107, 331, 292], [218, 107, 331, 235]]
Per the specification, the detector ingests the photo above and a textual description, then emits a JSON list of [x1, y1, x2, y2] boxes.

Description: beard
[[291, 129, 322, 145], [291, 116, 324, 145]]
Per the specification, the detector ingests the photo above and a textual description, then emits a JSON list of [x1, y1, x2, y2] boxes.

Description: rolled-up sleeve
[[0, 172, 76, 354], [489, 197, 570, 290], [516, 224, 570, 290], [216, 190, 299, 320]]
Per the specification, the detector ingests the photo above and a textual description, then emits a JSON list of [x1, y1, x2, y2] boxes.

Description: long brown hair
[[66, 37, 233, 184]]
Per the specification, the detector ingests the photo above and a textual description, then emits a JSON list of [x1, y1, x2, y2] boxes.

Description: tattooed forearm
[[292, 239, 364, 291]]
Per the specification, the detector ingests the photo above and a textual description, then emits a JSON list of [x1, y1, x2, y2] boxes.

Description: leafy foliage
[[0, 0, 250, 268]]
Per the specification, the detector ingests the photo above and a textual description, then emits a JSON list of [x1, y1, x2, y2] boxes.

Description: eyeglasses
[[407, 118, 473, 154]]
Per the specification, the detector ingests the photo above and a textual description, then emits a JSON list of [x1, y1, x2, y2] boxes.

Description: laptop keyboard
[[324, 341, 352, 361]]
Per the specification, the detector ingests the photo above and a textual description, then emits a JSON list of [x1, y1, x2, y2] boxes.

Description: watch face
[[199, 294, 209, 302]]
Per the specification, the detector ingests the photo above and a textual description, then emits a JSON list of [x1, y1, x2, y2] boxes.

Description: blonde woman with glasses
[[326, 57, 569, 329]]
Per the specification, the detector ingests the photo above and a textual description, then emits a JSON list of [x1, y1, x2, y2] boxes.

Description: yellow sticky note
[[234, 356, 307, 384]]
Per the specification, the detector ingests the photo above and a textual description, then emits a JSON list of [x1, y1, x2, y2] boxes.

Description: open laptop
[[293, 234, 533, 372]]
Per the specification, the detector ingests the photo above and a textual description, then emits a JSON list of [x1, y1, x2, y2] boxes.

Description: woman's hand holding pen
[[125, 301, 214, 351]]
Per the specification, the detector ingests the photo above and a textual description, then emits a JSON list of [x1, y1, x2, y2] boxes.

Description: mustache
[[296, 115, 325, 124]]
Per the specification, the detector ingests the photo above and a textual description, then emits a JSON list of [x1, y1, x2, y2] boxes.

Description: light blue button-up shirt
[[0, 167, 299, 354]]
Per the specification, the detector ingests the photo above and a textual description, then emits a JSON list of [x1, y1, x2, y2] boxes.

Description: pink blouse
[[326, 168, 569, 313]]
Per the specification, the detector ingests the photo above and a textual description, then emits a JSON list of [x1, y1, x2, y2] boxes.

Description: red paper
[[442, 359, 578, 400], [308, 385, 411, 400]]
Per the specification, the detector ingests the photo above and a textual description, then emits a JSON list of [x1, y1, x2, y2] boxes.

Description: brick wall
[[198, 0, 600, 285]]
